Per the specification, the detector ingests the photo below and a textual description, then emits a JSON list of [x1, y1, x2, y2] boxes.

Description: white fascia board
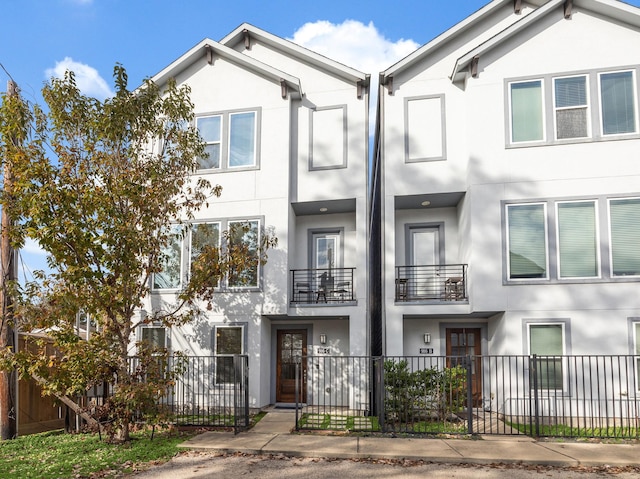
[[380, 0, 512, 83], [150, 38, 303, 98], [450, 0, 563, 82], [221, 23, 369, 85], [450, 0, 640, 82]]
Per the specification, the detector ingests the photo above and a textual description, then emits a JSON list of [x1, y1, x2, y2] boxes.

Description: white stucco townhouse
[[372, 0, 640, 404], [142, 24, 370, 409]]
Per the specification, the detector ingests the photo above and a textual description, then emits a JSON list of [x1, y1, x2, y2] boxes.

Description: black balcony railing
[[395, 264, 467, 302], [291, 268, 355, 305]]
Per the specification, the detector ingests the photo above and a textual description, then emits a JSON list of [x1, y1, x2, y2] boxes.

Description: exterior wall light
[[320, 334, 327, 345], [423, 333, 431, 344]]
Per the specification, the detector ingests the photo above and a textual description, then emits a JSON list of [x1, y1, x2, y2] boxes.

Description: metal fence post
[[295, 361, 300, 431], [233, 355, 238, 435], [532, 354, 540, 437], [466, 355, 473, 435], [375, 356, 385, 432]]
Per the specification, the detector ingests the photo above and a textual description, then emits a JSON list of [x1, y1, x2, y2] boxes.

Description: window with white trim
[[510, 80, 544, 143], [190, 222, 221, 285], [508, 68, 638, 145], [600, 70, 637, 136], [507, 203, 548, 279], [228, 220, 260, 288], [634, 323, 640, 390], [529, 324, 564, 390], [554, 75, 589, 140], [609, 198, 640, 277], [214, 325, 244, 384], [196, 110, 258, 171], [556, 200, 599, 278], [140, 326, 167, 349], [152, 225, 183, 290]]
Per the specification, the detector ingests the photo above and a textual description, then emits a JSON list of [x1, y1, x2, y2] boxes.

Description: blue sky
[[3, 0, 640, 279]]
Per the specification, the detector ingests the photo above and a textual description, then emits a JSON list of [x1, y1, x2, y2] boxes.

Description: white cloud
[[289, 19, 418, 82], [21, 238, 47, 257], [289, 20, 419, 133], [45, 57, 113, 100]]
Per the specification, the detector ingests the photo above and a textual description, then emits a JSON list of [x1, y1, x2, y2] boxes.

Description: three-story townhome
[[143, 24, 370, 409], [373, 0, 640, 409]]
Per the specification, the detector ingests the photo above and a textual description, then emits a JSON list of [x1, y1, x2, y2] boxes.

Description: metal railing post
[[466, 355, 473, 435], [295, 361, 300, 431]]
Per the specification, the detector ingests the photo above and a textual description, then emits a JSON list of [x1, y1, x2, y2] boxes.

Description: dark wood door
[[446, 328, 482, 406], [276, 330, 307, 403]]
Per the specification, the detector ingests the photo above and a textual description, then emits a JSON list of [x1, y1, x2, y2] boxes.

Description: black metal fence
[[128, 355, 250, 433], [395, 264, 467, 302], [294, 354, 640, 438]]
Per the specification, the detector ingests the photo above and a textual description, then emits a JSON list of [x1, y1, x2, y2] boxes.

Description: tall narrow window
[[229, 112, 256, 168], [214, 326, 243, 384], [600, 71, 637, 135], [609, 198, 640, 276], [510, 80, 544, 143], [152, 226, 182, 290], [554, 75, 588, 139], [190, 222, 220, 285], [228, 220, 259, 287], [530, 324, 564, 390], [507, 204, 548, 279], [197, 115, 222, 169], [557, 201, 598, 278], [635, 323, 640, 390]]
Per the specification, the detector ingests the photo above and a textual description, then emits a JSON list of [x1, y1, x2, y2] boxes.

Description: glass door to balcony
[[409, 226, 440, 299]]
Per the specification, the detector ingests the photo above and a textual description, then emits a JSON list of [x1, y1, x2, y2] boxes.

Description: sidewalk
[[179, 409, 640, 467]]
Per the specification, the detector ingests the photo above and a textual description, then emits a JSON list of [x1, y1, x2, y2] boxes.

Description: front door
[[446, 328, 482, 406], [276, 330, 307, 403]]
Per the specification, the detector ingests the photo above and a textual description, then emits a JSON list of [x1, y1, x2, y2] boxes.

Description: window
[[600, 71, 637, 135], [141, 327, 166, 349], [190, 222, 220, 284], [609, 198, 640, 276], [507, 204, 548, 279], [554, 75, 589, 139], [214, 326, 243, 384], [228, 220, 259, 288], [557, 201, 598, 278], [510, 80, 544, 143], [197, 115, 221, 169], [229, 112, 256, 168], [195, 110, 258, 171], [529, 324, 564, 390], [152, 226, 182, 290]]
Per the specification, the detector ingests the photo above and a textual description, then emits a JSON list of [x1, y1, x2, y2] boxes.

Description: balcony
[[291, 268, 355, 305], [395, 264, 468, 302]]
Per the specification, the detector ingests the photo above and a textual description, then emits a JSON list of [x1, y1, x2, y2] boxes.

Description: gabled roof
[[149, 38, 303, 99], [380, 0, 521, 83], [450, 0, 640, 82], [221, 23, 369, 86]]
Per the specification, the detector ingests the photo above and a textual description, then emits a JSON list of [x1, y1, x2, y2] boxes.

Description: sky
[[2, 0, 640, 278]]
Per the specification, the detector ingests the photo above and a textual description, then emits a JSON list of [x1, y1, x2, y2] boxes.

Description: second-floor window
[[508, 68, 638, 145], [505, 197, 640, 282], [196, 110, 258, 171]]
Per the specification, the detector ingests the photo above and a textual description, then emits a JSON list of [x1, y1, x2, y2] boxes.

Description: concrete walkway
[[179, 409, 640, 468]]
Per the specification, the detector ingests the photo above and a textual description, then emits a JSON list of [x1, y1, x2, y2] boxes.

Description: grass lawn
[[0, 428, 194, 479]]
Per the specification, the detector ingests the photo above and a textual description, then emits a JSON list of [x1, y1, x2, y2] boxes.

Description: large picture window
[[529, 324, 564, 390], [557, 201, 598, 278], [214, 326, 244, 384], [507, 204, 548, 279], [609, 198, 640, 277]]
